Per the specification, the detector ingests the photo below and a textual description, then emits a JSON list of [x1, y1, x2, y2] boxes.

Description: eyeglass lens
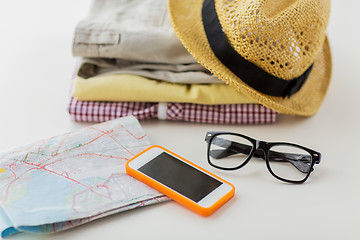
[[209, 134, 253, 169], [209, 134, 313, 182], [268, 144, 312, 182]]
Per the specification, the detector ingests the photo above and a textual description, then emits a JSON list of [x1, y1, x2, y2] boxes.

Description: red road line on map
[[120, 124, 146, 140], [82, 131, 111, 146], [72, 174, 125, 209], [36, 139, 46, 154], [75, 153, 129, 160], [1, 131, 118, 204], [20, 161, 90, 189], [89, 126, 135, 156], [15, 161, 114, 201], [0, 165, 63, 205], [42, 153, 128, 169], [54, 138, 66, 156], [61, 171, 70, 178], [95, 184, 109, 190], [38, 131, 111, 166], [9, 160, 18, 171], [1, 125, 142, 206], [0, 167, 35, 205]]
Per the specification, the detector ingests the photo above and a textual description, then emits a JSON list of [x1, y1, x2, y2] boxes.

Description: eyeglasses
[[205, 132, 321, 184]]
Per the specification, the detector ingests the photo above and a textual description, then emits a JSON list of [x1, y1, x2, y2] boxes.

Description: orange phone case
[[125, 145, 235, 216]]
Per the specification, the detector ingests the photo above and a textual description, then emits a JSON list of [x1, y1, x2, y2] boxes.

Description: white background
[[0, 1, 359, 239]]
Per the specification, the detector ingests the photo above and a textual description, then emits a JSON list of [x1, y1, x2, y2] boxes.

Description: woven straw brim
[[169, 0, 332, 116]]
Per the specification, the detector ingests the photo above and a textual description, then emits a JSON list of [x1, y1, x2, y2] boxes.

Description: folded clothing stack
[[69, 0, 277, 124]]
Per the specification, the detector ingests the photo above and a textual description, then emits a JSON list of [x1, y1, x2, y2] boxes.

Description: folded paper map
[[0, 116, 168, 237]]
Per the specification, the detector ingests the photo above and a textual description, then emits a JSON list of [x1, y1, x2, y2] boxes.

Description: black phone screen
[[138, 152, 222, 202]]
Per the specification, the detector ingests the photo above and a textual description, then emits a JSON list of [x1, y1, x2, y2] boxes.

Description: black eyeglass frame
[[205, 131, 321, 184]]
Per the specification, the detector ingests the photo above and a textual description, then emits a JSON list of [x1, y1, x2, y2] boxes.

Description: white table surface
[[0, 1, 359, 239]]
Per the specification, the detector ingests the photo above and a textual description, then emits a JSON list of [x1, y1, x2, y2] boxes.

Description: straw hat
[[169, 0, 331, 116]]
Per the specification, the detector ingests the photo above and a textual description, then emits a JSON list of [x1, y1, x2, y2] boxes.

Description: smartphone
[[125, 145, 235, 216]]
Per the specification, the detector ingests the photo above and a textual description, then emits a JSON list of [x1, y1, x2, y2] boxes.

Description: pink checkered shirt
[[68, 97, 277, 124]]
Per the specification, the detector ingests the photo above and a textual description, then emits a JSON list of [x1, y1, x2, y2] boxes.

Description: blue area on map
[[4, 170, 81, 227]]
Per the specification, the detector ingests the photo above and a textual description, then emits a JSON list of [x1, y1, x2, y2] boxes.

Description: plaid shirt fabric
[[68, 97, 277, 124]]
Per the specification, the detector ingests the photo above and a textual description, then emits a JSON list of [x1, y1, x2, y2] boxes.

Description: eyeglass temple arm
[[208, 138, 312, 173]]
